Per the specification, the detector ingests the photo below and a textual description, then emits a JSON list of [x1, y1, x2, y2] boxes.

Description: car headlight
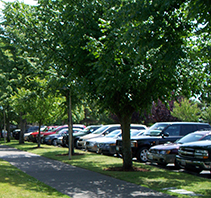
[[195, 150, 209, 159], [160, 150, 171, 155], [88, 142, 95, 146], [131, 141, 138, 147]]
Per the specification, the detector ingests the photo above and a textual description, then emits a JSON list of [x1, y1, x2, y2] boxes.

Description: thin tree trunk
[[67, 89, 73, 159], [6, 118, 10, 142], [120, 114, 133, 170], [37, 122, 41, 148], [19, 113, 26, 144]]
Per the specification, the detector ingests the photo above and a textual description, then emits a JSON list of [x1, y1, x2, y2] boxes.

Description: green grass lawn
[[1, 140, 211, 198]]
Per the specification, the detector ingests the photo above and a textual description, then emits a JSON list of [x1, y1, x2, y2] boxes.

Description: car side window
[[180, 124, 198, 136], [106, 126, 121, 133], [202, 135, 211, 140], [163, 125, 180, 136]]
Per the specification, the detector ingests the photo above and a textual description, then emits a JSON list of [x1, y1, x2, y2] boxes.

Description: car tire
[[74, 139, 79, 148], [137, 147, 149, 162], [174, 159, 180, 170], [52, 139, 57, 146]]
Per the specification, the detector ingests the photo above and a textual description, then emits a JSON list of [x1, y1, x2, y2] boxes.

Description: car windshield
[[92, 126, 109, 134], [105, 130, 121, 138], [78, 126, 95, 133], [142, 123, 169, 136], [51, 126, 63, 132], [176, 133, 204, 144], [56, 129, 68, 134], [131, 131, 143, 137]]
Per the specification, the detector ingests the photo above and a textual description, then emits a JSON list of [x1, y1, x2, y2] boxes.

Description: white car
[[77, 124, 147, 150]]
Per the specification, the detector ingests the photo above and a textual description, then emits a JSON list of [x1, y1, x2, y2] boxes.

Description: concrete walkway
[[0, 145, 176, 198]]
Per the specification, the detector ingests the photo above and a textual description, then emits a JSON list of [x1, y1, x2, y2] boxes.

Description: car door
[[180, 124, 198, 136], [160, 124, 181, 143]]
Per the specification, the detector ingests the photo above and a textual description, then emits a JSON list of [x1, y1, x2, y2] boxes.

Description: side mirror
[[161, 132, 169, 138], [104, 131, 109, 136]]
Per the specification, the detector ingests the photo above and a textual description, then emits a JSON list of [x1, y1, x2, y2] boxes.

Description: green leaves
[[171, 98, 201, 122]]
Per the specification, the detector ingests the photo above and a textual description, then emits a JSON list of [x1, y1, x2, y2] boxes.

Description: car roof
[[154, 122, 210, 125]]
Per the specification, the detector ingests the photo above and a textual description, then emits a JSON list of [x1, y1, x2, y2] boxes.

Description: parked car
[[57, 136, 64, 146], [116, 122, 211, 162], [24, 126, 54, 141], [13, 125, 43, 141], [27, 126, 58, 142], [77, 124, 148, 149], [43, 128, 68, 146], [147, 130, 211, 167], [28, 124, 86, 143], [176, 139, 211, 173], [13, 129, 21, 140], [62, 125, 103, 148], [93, 129, 145, 155], [44, 128, 83, 146]]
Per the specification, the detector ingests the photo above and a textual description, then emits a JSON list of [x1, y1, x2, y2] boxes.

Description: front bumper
[[77, 140, 86, 149], [98, 145, 116, 155], [176, 155, 211, 171], [147, 152, 176, 164]]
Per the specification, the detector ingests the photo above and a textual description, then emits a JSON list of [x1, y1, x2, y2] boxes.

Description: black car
[[147, 130, 211, 167], [62, 125, 102, 148], [116, 122, 211, 162], [176, 139, 211, 173]]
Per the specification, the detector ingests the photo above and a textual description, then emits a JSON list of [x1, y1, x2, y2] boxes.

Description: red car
[[28, 124, 86, 143], [28, 126, 58, 142]]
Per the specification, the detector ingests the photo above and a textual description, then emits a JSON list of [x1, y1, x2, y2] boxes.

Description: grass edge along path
[[1, 140, 211, 198], [0, 159, 69, 198]]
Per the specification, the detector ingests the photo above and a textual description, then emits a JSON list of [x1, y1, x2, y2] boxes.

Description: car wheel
[[116, 153, 123, 158], [52, 139, 57, 146], [74, 139, 79, 148], [174, 159, 180, 170], [137, 147, 149, 162]]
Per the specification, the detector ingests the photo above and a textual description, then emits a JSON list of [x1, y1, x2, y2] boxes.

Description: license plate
[[181, 159, 186, 166], [147, 153, 153, 160]]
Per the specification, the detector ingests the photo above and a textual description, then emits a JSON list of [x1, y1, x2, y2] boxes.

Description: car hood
[[73, 132, 88, 137], [150, 143, 180, 150], [89, 137, 117, 144], [130, 136, 162, 140], [180, 140, 211, 149], [80, 134, 103, 140], [47, 134, 60, 138]]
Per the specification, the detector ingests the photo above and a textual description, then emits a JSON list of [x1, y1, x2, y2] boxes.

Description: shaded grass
[[2, 140, 211, 198], [0, 159, 69, 198]]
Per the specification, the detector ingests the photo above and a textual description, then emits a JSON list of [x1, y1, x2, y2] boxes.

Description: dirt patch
[[29, 146, 46, 149], [104, 166, 149, 172], [56, 153, 84, 156]]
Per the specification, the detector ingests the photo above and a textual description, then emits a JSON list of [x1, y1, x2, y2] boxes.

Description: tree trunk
[[19, 114, 26, 144], [6, 116, 10, 142], [67, 89, 73, 159], [37, 122, 41, 148], [120, 114, 133, 170]]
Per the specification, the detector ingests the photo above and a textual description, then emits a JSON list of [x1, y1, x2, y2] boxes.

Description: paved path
[[0, 145, 176, 198]]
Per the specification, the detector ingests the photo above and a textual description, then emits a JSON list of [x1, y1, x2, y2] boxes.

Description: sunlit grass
[[1, 140, 211, 198]]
